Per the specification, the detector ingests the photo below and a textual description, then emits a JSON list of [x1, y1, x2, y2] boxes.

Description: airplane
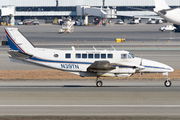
[[119, 0, 180, 31], [154, 0, 180, 32], [5, 27, 174, 87]]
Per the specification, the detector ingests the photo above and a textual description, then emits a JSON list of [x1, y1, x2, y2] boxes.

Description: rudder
[[5, 27, 35, 54], [154, 0, 170, 11]]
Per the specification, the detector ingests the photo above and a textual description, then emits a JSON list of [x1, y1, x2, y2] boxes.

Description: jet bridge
[[0, 6, 15, 26], [76, 6, 117, 25]]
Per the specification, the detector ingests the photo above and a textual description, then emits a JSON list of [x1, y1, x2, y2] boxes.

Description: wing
[[117, 7, 163, 20], [87, 61, 115, 72], [117, 14, 163, 20], [8, 51, 33, 59]]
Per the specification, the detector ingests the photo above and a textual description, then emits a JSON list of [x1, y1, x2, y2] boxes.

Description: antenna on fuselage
[[93, 46, 97, 50], [111, 45, 116, 51], [72, 46, 75, 51]]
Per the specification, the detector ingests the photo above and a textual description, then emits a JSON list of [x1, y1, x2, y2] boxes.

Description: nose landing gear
[[163, 73, 172, 87], [164, 79, 172, 87]]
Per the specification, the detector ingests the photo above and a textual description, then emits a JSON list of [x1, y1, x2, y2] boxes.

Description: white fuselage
[[154, 8, 180, 25], [10, 47, 174, 78]]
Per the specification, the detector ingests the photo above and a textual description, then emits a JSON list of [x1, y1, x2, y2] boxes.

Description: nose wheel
[[96, 77, 103, 87], [163, 73, 172, 87], [164, 79, 172, 87]]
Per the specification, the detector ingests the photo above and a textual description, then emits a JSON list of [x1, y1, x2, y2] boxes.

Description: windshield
[[129, 53, 135, 58]]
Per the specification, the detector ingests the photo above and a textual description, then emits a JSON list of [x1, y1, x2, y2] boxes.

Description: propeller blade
[[139, 58, 143, 79]]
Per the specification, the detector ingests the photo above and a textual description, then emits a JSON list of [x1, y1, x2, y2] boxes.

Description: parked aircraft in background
[[154, 0, 180, 32], [120, 0, 180, 31], [5, 28, 174, 87]]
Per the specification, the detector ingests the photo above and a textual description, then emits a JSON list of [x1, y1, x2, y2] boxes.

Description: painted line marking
[[0, 105, 180, 107]]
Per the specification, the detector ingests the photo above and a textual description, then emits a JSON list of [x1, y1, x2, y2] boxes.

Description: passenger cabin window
[[76, 53, 81, 58], [121, 54, 127, 59], [54, 54, 59, 58], [82, 54, 87, 58], [108, 54, 113, 58], [101, 54, 106, 59], [88, 54, 93, 59], [74, 53, 114, 59], [95, 54, 100, 59], [65, 53, 71, 58]]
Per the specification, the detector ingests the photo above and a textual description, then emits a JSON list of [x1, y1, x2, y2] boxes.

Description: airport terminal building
[[0, 0, 180, 22]]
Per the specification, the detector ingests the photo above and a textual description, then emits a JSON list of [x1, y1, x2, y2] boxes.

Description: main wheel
[[164, 80, 172, 87], [96, 81, 103, 87]]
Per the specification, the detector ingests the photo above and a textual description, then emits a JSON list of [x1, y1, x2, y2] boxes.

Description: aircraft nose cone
[[142, 59, 174, 73], [168, 66, 174, 72]]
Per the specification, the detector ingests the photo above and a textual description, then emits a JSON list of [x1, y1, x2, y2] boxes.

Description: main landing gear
[[96, 77, 103, 87]]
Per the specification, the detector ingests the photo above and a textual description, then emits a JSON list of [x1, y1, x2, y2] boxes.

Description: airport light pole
[[103, 0, 105, 7]]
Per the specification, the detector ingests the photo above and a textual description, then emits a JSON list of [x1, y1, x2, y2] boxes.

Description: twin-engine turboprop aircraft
[[5, 28, 174, 87]]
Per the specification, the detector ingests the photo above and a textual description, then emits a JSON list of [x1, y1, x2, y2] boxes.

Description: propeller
[[135, 56, 145, 80], [134, 56, 145, 79], [139, 58, 143, 79]]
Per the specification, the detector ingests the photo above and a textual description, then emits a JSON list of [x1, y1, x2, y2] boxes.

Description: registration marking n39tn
[[61, 64, 79, 69]]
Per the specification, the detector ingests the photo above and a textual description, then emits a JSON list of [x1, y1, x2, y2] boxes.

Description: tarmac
[[0, 80, 180, 117], [0, 24, 180, 119]]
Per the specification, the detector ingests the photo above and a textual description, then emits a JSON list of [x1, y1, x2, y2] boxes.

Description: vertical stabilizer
[[154, 0, 170, 11], [5, 28, 35, 54]]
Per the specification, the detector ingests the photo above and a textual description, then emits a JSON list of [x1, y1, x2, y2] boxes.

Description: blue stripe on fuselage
[[29, 57, 170, 70], [30, 57, 92, 64], [144, 65, 171, 70]]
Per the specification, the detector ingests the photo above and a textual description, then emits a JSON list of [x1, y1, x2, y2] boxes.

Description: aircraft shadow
[[0, 85, 177, 88], [63, 85, 171, 88]]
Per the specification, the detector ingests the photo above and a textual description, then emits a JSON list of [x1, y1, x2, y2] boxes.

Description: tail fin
[[5, 28, 35, 54], [154, 0, 170, 11]]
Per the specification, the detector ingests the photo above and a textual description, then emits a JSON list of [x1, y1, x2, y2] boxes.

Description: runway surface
[[0, 80, 180, 116]]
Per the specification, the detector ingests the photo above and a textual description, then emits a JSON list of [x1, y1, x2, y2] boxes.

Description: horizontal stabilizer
[[87, 61, 115, 72], [8, 51, 33, 59]]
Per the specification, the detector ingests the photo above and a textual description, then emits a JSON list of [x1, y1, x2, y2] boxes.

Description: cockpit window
[[128, 54, 132, 59], [129, 53, 135, 58], [121, 54, 127, 59], [121, 53, 134, 59]]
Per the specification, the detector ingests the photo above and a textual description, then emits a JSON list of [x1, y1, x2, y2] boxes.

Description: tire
[[164, 80, 172, 87], [96, 81, 103, 87]]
